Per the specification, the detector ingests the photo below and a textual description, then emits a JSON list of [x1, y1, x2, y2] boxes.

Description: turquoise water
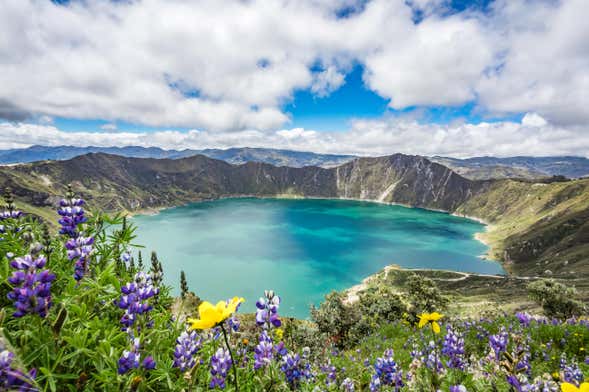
[[131, 198, 503, 318]]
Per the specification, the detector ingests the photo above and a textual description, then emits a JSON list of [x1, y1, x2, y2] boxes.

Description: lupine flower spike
[[57, 186, 93, 281], [0, 347, 37, 391], [7, 254, 55, 318]]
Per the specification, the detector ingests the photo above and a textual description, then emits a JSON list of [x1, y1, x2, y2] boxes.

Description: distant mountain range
[[1, 152, 587, 279], [430, 156, 589, 180], [1, 145, 588, 180], [0, 145, 354, 168]]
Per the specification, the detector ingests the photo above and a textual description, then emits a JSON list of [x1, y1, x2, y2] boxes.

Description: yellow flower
[[242, 338, 249, 345], [417, 312, 443, 334], [187, 297, 244, 330], [561, 382, 589, 392], [275, 328, 284, 340]]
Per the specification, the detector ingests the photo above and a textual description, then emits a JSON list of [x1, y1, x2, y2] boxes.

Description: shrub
[[358, 284, 408, 323], [310, 291, 361, 348], [527, 279, 585, 319], [404, 274, 448, 315]]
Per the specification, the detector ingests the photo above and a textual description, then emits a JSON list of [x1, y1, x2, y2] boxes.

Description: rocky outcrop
[[334, 154, 481, 211]]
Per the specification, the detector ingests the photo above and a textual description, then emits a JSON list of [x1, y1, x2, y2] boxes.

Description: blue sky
[[1, 0, 588, 157]]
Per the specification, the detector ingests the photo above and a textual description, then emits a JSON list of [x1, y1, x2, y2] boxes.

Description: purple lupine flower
[[118, 338, 141, 374], [516, 312, 532, 327], [173, 330, 201, 371], [280, 352, 312, 388], [255, 290, 281, 329], [254, 340, 274, 370], [423, 340, 443, 371], [450, 385, 467, 392], [0, 348, 37, 391], [320, 359, 337, 387], [142, 356, 156, 370], [253, 330, 287, 370], [57, 197, 86, 237], [210, 348, 232, 389], [117, 272, 159, 333], [560, 356, 584, 385], [118, 338, 155, 375], [65, 236, 94, 281], [228, 315, 240, 332], [442, 324, 465, 370], [58, 193, 94, 281], [489, 328, 508, 361], [7, 254, 55, 318], [515, 341, 532, 376], [122, 250, 131, 264], [369, 349, 403, 392], [0, 210, 22, 222], [341, 377, 355, 391]]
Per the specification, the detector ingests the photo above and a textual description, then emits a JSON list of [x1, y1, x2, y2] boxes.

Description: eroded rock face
[[333, 154, 481, 211]]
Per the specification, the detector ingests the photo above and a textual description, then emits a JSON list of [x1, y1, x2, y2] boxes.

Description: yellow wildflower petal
[[188, 318, 216, 330], [561, 382, 580, 392], [580, 383, 589, 392], [418, 314, 429, 328], [429, 312, 443, 321], [432, 321, 441, 334]]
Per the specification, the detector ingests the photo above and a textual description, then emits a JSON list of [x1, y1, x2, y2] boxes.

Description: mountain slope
[[456, 178, 589, 276], [1, 153, 587, 278]]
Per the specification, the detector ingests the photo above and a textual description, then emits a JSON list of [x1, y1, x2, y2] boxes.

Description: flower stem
[[220, 323, 239, 392]]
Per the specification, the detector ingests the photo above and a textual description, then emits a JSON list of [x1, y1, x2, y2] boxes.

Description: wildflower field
[[0, 188, 588, 391]]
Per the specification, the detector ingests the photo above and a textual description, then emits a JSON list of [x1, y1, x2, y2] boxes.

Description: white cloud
[[1, 118, 587, 158], [100, 123, 117, 131], [477, 0, 589, 125], [521, 113, 547, 128], [311, 66, 346, 97], [0, 0, 587, 146]]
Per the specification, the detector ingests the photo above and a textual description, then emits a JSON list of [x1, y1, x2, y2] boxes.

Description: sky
[[0, 0, 588, 157]]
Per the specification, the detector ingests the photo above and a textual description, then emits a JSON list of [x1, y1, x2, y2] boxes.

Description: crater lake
[[131, 198, 504, 318]]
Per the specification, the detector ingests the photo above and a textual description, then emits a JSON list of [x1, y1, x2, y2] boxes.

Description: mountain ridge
[[2, 145, 589, 179], [0, 152, 587, 278]]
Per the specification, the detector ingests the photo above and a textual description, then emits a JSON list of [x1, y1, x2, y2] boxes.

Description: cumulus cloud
[[100, 123, 117, 131], [0, 0, 587, 132], [477, 0, 589, 126], [2, 118, 587, 158], [311, 66, 346, 97]]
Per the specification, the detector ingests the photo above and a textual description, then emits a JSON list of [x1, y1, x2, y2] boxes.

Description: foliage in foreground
[[0, 189, 588, 391]]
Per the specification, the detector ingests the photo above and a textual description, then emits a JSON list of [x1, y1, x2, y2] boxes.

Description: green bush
[[404, 274, 448, 315], [358, 284, 408, 323], [527, 279, 585, 319], [310, 291, 361, 348]]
